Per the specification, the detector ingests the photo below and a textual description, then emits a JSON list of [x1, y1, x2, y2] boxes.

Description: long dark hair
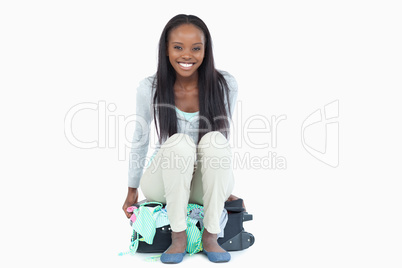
[[153, 14, 232, 144]]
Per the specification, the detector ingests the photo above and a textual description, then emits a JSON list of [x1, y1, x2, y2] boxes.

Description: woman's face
[[167, 24, 205, 79]]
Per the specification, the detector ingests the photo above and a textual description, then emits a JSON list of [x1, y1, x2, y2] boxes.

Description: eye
[[174, 45, 182, 50], [193, 47, 201, 51]]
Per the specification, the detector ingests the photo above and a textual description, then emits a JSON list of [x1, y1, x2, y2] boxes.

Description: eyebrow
[[172, 42, 204, 45]]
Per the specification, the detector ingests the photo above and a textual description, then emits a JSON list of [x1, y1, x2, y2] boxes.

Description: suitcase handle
[[243, 212, 253, 222]]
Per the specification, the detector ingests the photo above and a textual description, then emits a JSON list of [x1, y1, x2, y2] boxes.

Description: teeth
[[179, 63, 194, 68]]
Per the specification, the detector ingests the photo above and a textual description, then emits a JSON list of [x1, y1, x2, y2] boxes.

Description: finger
[[124, 210, 132, 219]]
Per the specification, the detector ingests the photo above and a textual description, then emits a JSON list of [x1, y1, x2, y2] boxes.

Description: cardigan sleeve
[[219, 70, 238, 142], [127, 76, 154, 188], [220, 70, 238, 120]]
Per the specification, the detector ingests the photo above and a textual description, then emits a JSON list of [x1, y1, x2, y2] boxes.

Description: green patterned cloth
[[120, 202, 205, 257], [185, 204, 204, 255], [132, 204, 158, 244]]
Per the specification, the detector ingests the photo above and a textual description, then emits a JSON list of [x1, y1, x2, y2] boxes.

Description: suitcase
[[132, 198, 255, 253]]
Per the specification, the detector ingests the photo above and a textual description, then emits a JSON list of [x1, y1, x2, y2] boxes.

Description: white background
[[1, 1, 401, 267]]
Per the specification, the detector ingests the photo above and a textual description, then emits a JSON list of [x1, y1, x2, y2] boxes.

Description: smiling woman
[[167, 24, 205, 79], [123, 14, 240, 264], [167, 24, 205, 113]]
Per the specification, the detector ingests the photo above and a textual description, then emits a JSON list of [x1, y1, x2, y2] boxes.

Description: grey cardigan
[[128, 70, 238, 188]]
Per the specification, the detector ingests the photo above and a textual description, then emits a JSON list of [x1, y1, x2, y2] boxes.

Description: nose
[[180, 49, 192, 60], [181, 54, 191, 60]]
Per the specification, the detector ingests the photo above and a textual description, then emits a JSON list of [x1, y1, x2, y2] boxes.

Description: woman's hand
[[122, 187, 139, 218], [226, 194, 247, 212]]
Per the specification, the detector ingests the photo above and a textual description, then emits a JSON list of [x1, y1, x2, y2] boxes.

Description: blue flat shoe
[[160, 250, 186, 264], [203, 249, 231, 263]]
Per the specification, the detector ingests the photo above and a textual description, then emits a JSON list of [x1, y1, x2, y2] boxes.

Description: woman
[[122, 14, 240, 263]]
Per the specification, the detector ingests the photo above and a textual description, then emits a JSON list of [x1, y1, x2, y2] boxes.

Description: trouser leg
[[189, 131, 235, 234], [140, 133, 196, 232]]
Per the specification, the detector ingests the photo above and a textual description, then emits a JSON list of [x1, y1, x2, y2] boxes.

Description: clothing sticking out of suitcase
[[131, 198, 254, 253]]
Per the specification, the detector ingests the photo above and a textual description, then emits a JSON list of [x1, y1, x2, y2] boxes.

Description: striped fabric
[[132, 203, 162, 244], [185, 204, 204, 255], [153, 207, 170, 228], [120, 202, 205, 258]]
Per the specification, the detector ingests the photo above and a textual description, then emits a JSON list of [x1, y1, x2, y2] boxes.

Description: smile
[[178, 62, 195, 70]]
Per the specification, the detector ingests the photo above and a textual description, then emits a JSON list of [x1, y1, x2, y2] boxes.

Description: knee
[[161, 133, 196, 157], [198, 131, 231, 156]]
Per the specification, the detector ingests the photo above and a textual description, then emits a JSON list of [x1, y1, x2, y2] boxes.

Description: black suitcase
[[132, 198, 254, 253]]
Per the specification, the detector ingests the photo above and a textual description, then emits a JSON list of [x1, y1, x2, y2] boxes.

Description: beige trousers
[[140, 131, 235, 234]]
